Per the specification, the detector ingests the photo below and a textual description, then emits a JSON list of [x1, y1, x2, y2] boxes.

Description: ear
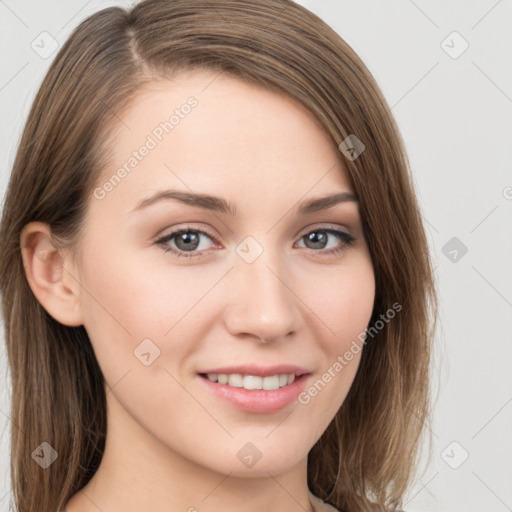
[[20, 221, 84, 326]]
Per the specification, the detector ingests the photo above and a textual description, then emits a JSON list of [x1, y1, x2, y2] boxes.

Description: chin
[[221, 438, 308, 477]]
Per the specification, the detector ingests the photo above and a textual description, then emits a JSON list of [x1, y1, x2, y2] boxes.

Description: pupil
[[307, 231, 326, 249], [178, 232, 199, 250]]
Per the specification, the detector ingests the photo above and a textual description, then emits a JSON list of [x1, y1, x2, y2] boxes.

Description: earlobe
[[20, 221, 84, 327]]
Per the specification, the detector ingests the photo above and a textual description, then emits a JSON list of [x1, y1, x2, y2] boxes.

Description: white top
[[309, 491, 341, 512]]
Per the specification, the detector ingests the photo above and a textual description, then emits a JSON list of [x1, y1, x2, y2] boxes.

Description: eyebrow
[[131, 189, 358, 216]]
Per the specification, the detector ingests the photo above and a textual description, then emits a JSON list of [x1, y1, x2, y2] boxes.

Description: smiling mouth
[[199, 373, 297, 391]]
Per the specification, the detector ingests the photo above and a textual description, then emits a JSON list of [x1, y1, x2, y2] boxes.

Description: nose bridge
[[225, 236, 299, 342]]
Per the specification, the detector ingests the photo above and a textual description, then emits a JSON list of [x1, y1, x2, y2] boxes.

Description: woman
[[0, 1, 436, 511]]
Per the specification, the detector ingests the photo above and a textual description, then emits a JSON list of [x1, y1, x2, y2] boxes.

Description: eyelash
[[154, 225, 356, 260]]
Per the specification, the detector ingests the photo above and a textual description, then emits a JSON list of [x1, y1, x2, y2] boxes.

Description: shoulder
[[308, 491, 406, 512], [308, 491, 342, 512]]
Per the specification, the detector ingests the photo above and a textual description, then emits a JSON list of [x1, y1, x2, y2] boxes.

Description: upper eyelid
[[156, 222, 354, 241], [296, 223, 353, 238]]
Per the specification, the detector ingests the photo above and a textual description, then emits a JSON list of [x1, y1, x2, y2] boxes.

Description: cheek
[[79, 243, 182, 334], [309, 254, 375, 351], [296, 255, 374, 422], [76, 247, 218, 386], [76, 248, 167, 386]]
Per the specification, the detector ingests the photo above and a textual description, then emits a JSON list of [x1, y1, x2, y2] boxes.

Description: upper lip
[[198, 364, 311, 377]]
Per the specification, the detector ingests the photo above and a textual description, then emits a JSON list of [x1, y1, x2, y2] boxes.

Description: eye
[[154, 225, 356, 259], [155, 226, 218, 259], [295, 228, 355, 257]]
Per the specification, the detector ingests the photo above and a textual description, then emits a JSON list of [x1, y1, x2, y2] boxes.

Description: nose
[[223, 246, 301, 344]]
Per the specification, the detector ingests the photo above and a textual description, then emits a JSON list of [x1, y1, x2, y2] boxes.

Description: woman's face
[[72, 70, 375, 478]]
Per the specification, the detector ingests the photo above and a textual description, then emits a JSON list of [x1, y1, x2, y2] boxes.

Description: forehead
[[93, 70, 353, 214]]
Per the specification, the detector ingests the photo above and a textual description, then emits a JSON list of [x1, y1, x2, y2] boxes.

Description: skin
[[20, 69, 375, 512]]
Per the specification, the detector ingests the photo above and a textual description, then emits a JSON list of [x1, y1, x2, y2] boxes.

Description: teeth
[[205, 373, 297, 390], [261, 376, 279, 390], [228, 374, 243, 387], [243, 375, 263, 390]]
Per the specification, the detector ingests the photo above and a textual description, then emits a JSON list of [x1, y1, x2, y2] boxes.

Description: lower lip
[[197, 374, 310, 414]]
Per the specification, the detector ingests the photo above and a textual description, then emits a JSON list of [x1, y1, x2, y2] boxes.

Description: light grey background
[[1, 1, 511, 511]]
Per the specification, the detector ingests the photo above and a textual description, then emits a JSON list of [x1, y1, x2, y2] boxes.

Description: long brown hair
[[0, 1, 437, 511]]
